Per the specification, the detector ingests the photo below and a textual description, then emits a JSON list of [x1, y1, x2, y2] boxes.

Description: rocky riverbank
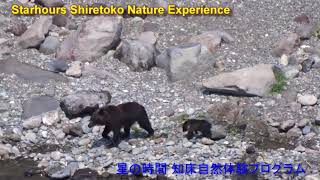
[[0, 0, 320, 179]]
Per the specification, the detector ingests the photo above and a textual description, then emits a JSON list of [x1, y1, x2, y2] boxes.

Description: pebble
[[297, 94, 318, 106], [302, 126, 311, 135], [78, 138, 91, 146], [66, 61, 82, 78], [201, 137, 214, 145], [24, 132, 38, 144], [51, 151, 63, 161], [279, 120, 295, 132], [22, 116, 42, 129], [297, 118, 309, 128], [295, 145, 306, 152], [42, 110, 60, 126], [279, 54, 289, 66], [165, 141, 175, 146]]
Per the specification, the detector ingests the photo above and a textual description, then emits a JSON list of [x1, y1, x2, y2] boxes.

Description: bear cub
[[88, 102, 154, 147], [182, 119, 212, 140]]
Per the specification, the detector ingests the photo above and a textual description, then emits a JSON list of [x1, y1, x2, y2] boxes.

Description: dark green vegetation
[[270, 70, 287, 94]]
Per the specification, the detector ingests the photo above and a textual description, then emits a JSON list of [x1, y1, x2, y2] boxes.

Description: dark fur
[[182, 119, 212, 140], [88, 102, 154, 147]]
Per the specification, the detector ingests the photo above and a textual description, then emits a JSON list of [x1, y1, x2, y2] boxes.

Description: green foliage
[[270, 71, 287, 94]]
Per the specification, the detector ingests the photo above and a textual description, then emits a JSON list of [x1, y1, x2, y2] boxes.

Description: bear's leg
[[109, 128, 121, 147], [137, 117, 154, 137], [102, 126, 112, 139], [202, 127, 212, 139], [122, 127, 131, 139], [186, 130, 194, 140]]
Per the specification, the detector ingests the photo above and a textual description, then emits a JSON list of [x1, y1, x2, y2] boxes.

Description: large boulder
[[34, 0, 64, 7], [202, 64, 276, 97], [156, 43, 204, 82], [60, 91, 111, 119], [56, 16, 122, 62], [0, 59, 67, 83], [22, 96, 60, 119], [18, 16, 52, 49], [115, 38, 156, 72]]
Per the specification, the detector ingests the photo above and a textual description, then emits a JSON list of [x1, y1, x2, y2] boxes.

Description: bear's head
[[182, 121, 190, 132], [88, 107, 110, 128]]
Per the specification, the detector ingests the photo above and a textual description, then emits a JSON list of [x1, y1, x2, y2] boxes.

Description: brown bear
[[88, 102, 154, 147], [182, 119, 212, 140]]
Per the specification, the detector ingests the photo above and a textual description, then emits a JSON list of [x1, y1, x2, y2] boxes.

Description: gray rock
[[42, 110, 60, 126], [48, 59, 69, 73], [18, 16, 52, 49], [63, 123, 84, 137], [52, 129, 65, 140], [286, 127, 302, 138], [297, 118, 309, 128], [52, 14, 67, 27], [279, 120, 295, 132], [302, 126, 311, 135], [50, 162, 78, 179], [78, 138, 91, 146], [0, 59, 67, 83], [34, 0, 64, 7], [5, 21, 27, 36], [201, 137, 214, 145], [65, 61, 82, 77], [81, 117, 92, 134], [39, 36, 60, 55], [189, 30, 234, 54], [271, 33, 300, 57], [211, 125, 227, 140], [118, 141, 132, 152], [115, 39, 156, 72], [60, 91, 111, 119], [297, 94, 317, 106], [305, 174, 320, 180], [56, 16, 122, 62], [156, 43, 202, 81], [281, 65, 300, 79], [24, 132, 38, 144], [22, 96, 59, 119], [301, 58, 315, 73], [202, 64, 276, 97], [22, 116, 42, 129], [279, 54, 289, 66]]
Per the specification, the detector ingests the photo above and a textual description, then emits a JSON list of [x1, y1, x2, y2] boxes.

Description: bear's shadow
[[91, 131, 150, 148]]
